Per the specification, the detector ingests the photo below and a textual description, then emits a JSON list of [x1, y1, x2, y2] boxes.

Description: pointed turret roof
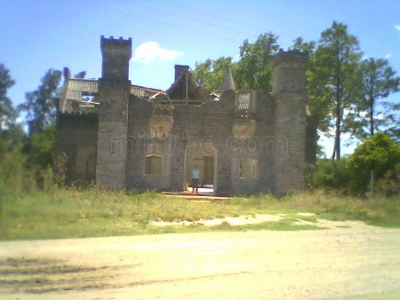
[[219, 65, 236, 91]]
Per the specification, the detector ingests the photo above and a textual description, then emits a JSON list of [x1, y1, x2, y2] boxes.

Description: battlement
[[271, 49, 308, 95], [101, 36, 132, 51], [272, 49, 308, 69], [55, 35, 314, 195], [58, 111, 99, 117], [100, 36, 132, 81]]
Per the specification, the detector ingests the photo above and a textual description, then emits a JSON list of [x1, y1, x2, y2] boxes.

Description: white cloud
[[395, 25, 400, 31], [385, 53, 392, 59], [132, 42, 183, 65]]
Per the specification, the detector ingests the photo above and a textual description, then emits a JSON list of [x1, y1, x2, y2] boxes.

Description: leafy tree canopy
[[347, 132, 400, 195], [355, 58, 400, 138], [308, 22, 363, 160], [0, 64, 16, 133], [193, 33, 280, 92], [193, 57, 233, 91], [18, 69, 61, 134]]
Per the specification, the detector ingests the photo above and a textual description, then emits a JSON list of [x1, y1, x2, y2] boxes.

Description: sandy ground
[[1, 220, 400, 300]]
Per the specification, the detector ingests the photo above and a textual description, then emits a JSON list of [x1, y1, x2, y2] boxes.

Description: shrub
[[347, 133, 400, 196], [375, 163, 400, 197], [311, 158, 351, 191]]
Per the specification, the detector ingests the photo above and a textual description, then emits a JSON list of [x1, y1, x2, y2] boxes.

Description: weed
[[1, 188, 400, 240]]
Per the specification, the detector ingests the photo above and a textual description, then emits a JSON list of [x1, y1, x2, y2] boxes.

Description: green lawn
[[1, 188, 399, 240]]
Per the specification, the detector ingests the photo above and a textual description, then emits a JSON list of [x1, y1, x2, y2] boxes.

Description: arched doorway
[[185, 143, 217, 194]]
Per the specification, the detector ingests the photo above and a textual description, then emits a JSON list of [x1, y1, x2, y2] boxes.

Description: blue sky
[[1, 0, 400, 154]]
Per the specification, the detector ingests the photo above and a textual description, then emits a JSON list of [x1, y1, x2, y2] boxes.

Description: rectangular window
[[239, 158, 257, 179], [144, 155, 163, 175]]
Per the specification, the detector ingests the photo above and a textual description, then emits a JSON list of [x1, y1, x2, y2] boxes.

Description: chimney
[[174, 65, 189, 82]]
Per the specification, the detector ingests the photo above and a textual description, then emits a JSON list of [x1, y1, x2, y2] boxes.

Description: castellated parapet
[[101, 36, 132, 81], [56, 36, 317, 195], [272, 49, 308, 94], [96, 36, 132, 188]]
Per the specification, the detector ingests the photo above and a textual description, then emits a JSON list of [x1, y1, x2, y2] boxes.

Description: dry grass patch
[[1, 188, 400, 240]]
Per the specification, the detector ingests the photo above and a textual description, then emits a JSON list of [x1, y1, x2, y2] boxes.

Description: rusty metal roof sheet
[[60, 79, 162, 101], [59, 78, 163, 112], [61, 79, 98, 102]]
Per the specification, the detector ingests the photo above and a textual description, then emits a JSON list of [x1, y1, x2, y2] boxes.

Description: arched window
[[144, 155, 163, 175], [239, 158, 257, 179]]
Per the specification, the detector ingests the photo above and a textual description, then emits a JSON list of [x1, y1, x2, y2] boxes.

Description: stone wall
[[125, 89, 281, 195], [55, 112, 98, 183], [57, 36, 313, 195], [96, 36, 131, 188], [272, 50, 309, 194]]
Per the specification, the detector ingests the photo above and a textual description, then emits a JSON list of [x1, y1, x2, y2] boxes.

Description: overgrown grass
[[1, 188, 400, 240]]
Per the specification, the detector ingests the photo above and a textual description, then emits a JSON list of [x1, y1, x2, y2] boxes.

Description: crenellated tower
[[272, 49, 308, 194], [96, 36, 132, 188]]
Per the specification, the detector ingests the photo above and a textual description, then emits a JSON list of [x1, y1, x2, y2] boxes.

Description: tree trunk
[[334, 45, 341, 160], [335, 105, 341, 160], [369, 94, 374, 136], [331, 137, 337, 160], [335, 94, 342, 160]]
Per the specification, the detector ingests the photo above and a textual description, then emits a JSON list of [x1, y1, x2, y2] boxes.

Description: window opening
[[239, 158, 257, 178], [144, 155, 163, 175]]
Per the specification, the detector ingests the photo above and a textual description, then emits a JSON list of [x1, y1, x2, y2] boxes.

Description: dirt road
[[1, 221, 400, 299]]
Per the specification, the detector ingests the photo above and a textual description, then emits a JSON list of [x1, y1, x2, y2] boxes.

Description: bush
[[375, 163, 400, 197], [347, 133, 400, 196], [311, 158, 351, 191]]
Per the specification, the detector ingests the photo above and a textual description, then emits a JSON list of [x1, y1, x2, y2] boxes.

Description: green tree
[[24, 124, 55, 170], [18, 69, 61, 134], [347, 132, 400, 195], [235, 33, 280, 91], [290, 37, 316, 54], [312, 158, 350, 191], [385, 108, 400, 143], [356, 58, 400, 137], [193, 57, 233, 91], [0, 64, 16, 133], [308, 22, 363, 160], [193, 33, 280, 92]]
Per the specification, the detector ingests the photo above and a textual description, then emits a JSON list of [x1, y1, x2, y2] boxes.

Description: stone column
[[272, 50, 308, 194], [96, 36, 132, 188]]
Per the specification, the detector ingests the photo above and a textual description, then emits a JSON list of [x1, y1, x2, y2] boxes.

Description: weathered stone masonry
[[56, 36, 317, 195]]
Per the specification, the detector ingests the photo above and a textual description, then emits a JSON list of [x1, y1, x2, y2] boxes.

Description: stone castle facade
[[56, 36, 317, 195]]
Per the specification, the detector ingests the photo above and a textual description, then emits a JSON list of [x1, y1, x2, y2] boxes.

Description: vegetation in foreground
[[1, 188, 400, 240], [1, 22, 400, 241]]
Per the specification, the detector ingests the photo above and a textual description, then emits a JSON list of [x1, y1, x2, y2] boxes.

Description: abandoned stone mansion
[[56, 35, 317, 195]]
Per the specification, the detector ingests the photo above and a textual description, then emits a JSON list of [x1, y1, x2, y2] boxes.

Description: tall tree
[[0, 64, 16, 133], [356, 58, 400, 137], [385, 103, 400, 143], [193, 57, 233, 91], [308, 22, 363, 160], [290, 37, 316, 54], [193, 33, 280, 92], [19, 69, 61, 134], [235, 33, 280, 91]]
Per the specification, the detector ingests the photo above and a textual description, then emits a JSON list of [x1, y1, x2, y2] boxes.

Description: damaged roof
[[59, 78, 163, 112]]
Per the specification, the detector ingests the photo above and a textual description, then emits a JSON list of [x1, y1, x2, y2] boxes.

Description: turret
[[101, 36, 132, 81], [220, 65, 236, 91], [272, 49, 309, 194], [96, 36, 132, 188], [272, 49, 308, 95]]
